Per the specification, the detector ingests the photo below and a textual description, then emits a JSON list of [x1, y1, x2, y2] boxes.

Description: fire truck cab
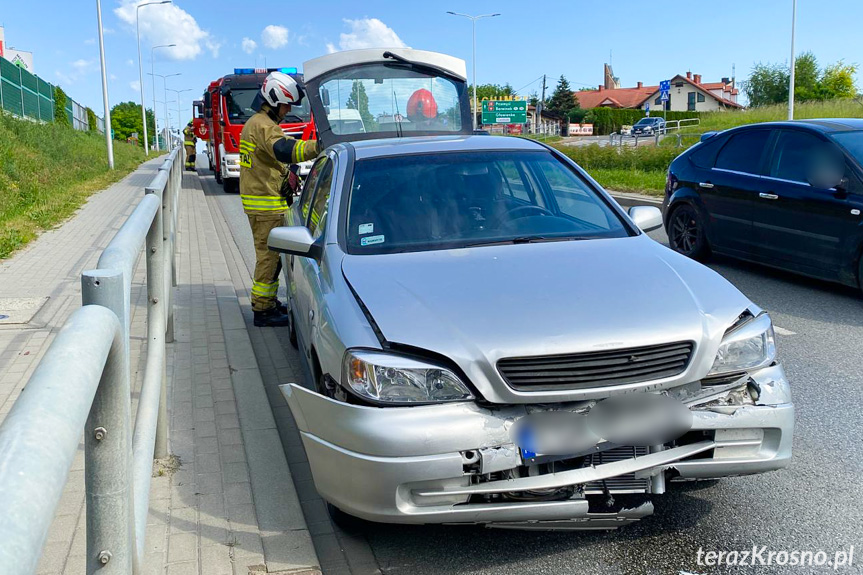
[[202, 67, 315, 193]]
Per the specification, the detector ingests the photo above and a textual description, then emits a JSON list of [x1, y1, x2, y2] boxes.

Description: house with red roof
[[575, 72, 742, 112]]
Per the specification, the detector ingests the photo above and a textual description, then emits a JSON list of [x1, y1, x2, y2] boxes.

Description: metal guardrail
[[0, 147, 184, 574]]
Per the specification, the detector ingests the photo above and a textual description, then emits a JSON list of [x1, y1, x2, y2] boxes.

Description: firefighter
[[239, 71, 319, 327], [183, 121, 197, 171]]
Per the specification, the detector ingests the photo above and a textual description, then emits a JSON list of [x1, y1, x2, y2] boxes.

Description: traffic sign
[[659, 80, 671, 93], [481, 100, 527, 125], [659, 92, 669, 102]]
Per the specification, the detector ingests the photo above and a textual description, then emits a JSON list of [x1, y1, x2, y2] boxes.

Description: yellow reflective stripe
[[240, 195, 288, 205], [239, 139, 256, 151], [292, 140, 307, 163], [251, 281, 278, 297]]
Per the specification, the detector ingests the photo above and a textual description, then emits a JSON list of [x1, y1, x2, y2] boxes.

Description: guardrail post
[[82, 270, 135, 575], [144, 185, 169, 460]]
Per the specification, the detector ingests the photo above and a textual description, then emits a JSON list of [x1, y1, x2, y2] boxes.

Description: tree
[[53, 86, 70, 127], [744, 52, 859, 106], [345, 80, 378, 131], [546, 75, 576, 117], [110, 101, 155, 147], [85, 107, 99, 132], [469, 83, 517, 103]]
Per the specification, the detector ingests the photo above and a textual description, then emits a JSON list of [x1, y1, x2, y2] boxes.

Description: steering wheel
[[491, 204, 555, 228]]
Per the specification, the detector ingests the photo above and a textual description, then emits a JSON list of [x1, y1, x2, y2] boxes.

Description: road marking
[[774, 326, 796, 336]]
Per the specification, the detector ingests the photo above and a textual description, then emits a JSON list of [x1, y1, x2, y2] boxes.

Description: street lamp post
[[446, 11, 500, 130], [788, 0, 797, 120], [136, 0, 171, 154], [169, 88, 192, 154], [148, 72, 180, 150], [96, 0, 114, 169], [151, 43, 176, 151]]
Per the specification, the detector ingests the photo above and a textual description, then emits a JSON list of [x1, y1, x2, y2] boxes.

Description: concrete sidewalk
[[0, 159, 319, 574]]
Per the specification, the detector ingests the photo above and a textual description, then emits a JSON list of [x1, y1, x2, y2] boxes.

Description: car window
[[769, 130, 829, 184], [715, 130, 771, 174], [345, 151, 631, 255], [535, 158, 614, 229], [298, 157, 327, 221], [307, 160, 334, 239], [689, 137, 725, 169]]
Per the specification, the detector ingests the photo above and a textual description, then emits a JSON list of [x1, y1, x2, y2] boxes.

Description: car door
[[754, 128, 858, 274], [287, 156, 329, 346], [699, 128, 772, 256], [293, 156, 335, 352]]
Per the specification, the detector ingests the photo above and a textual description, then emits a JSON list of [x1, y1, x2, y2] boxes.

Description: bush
[[555, 143, 681, 173], [53, 86, 70, 128], [0, 113, 147, 257], [85, 107, 99, 132], [583, 108, 701, 135]]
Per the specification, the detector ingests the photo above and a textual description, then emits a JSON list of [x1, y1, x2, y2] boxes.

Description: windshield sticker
[[358, 223, 374, 235], [360, 235, 385, 246]]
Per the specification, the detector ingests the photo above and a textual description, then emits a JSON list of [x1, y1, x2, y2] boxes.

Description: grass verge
[[0, 113, 153, 258]]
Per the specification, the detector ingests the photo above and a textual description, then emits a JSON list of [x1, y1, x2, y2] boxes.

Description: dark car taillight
[[665, 172, 678, 196]]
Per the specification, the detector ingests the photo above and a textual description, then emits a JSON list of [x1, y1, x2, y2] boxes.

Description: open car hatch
[[302, 48, 473, 148]]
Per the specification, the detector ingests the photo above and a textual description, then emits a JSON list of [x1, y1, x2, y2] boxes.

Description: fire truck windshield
[[224, 87, 311, 125]]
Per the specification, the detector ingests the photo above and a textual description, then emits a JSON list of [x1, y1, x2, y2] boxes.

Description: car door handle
[[698, 182, 714, 189], [759, 193, 779, 200]]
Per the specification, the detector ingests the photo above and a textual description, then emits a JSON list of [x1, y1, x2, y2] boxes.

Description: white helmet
[[260, 71, 303, 108]]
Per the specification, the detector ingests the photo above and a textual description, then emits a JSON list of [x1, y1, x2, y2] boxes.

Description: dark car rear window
[[688, 137, 725, 169], [715, 130, 771, 175]]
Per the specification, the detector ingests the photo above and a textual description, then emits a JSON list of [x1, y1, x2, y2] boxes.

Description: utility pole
[[536, 74, 547, 136], [788, 0, 797, 120], [151, 44, 175, 151], [96, 0, 114, 169]]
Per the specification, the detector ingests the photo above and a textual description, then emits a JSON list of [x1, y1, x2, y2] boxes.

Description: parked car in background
[[268, 48, 794, 530], [631, 116, 666, 136], [664, 119, 863, 292]]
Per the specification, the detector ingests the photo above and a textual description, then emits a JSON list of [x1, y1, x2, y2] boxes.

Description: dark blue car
[[664, 119, 863, 291]]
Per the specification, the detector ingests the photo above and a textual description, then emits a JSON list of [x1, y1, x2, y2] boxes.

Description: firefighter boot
[[253, 307, 292, 327], [274, 298, 288, 315]]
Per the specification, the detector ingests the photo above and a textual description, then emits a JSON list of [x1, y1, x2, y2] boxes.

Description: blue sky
[[2, 0, 861, 128]]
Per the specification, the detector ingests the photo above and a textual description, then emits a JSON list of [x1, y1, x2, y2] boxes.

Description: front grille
[[582, 446, 650, 494], [498, 341, 694, 391]]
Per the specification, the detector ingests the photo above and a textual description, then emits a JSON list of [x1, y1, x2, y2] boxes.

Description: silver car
[[268, 49, 794, 529]]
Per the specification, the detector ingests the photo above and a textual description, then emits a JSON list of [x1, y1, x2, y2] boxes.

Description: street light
[[168, 88, 192, 154], [148, 72, 180, 150], [96, 0, 114, 169], [788, 0, 797, 120], [151, 43, 176, 151], [136, 0, 172, 154], [446, 11, 500, 130]]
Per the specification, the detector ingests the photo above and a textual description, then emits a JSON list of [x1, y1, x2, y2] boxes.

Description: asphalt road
[[198, 162, 863, 575]]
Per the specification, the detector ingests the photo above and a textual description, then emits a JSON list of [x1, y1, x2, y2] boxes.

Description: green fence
[[0, 55, 54, 122]]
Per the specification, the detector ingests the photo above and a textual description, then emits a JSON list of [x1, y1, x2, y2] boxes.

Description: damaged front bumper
[[281, 364, 793, 527]]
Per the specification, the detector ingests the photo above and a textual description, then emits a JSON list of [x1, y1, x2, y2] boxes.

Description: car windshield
[[346, 150, 631, 254], [635, 118, 655, 125], [830, 130, 863, 165], [318, 64, 464, 136], [224, 87, 311, 124]]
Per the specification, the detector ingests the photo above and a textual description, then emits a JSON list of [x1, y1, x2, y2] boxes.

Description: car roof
[[727, 118, 863, 134], [342, 135, 548, 160]]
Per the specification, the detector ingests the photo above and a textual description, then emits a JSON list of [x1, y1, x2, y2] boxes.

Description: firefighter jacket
[[239, 104, 318, 214], [183, 125, 196, 145]]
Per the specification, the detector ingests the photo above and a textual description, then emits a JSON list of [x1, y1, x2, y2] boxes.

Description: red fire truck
[[200, 67, 316, 193]]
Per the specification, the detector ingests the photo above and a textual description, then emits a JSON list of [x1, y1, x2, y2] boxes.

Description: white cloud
[[241, 37, 257, 54], [103, 27, 115, 35], [261, 25, 289, 49], [130, 80, 141, 91], [54, 59, 96, 85], [84, 38, 96, 45], [327, 18, 406, 53], [115, 0, 219, 60], [126, 59, 134, 67], [110, 74, 118, 80]]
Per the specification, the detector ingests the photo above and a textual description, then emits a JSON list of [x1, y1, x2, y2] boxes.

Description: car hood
[[340, 235, 752, 403]]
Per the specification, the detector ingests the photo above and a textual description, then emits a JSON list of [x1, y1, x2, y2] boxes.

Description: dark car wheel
[[223, 178, 239, 194], [287, 304, 298, 349], [214, 168, 223, 184], [668, 204, 710, 261]]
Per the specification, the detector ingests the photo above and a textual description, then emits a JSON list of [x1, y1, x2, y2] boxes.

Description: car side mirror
[[321, 88, 330, 107], [628, 206, 663, 233], [268, 226, 322, 260]]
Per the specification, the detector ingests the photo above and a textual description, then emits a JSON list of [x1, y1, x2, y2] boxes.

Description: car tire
[[326, 502, 367, 532], [223, 178, 238, 194], [214, 168, 223, 184], [667, 204, 710, 261]]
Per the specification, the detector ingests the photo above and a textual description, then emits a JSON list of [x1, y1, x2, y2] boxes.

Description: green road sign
[[481, 100, 528, 124]]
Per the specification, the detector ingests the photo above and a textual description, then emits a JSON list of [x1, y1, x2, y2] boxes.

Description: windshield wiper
[[459, 235, 601, 248]]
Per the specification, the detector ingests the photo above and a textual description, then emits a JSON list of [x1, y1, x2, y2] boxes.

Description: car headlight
[[343, 350, 474, 404], [708, 313, 776, 376]]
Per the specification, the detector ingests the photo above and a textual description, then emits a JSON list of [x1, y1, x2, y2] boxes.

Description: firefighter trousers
[[184, 144, 196, 168], [247, 212, 285, 312]]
